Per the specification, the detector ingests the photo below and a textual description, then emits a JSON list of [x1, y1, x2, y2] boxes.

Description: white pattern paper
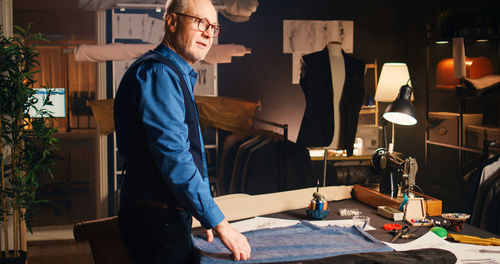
[[145, 17, 164, 44], [113, 14, 149, 40], [385, 231, 500, 263], [230, 217, 375, 234], [193, 61, 217, 96], [113, 59, 136, 92]]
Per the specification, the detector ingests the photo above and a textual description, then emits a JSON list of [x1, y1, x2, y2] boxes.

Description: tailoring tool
[[384, 223, 402, 231], [447, 233, 500, 246], [306, 180, 329, 220], [389, 225, 409, 242]]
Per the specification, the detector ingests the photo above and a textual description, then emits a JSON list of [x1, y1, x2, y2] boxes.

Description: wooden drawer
[[352, 184, 442, 216]]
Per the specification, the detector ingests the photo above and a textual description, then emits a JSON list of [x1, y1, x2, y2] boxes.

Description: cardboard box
[[428, 112, 483, 146], [466, 125, 500, 149], [354, 124, 379, 156], [404, 198, 433, 226]]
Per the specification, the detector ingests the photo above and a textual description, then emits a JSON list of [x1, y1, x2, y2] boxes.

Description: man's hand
[[213, 219, 251, 261], [204, 229, 214, 242]]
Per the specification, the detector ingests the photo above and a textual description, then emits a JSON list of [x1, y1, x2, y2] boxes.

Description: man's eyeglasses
[[175, 12, 221, 37]]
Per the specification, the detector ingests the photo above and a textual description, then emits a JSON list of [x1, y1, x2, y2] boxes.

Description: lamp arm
[[380, 117, 388, 149]]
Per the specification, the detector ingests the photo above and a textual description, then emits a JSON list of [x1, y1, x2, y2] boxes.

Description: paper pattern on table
[[230, 216, 375, 233], [384, 231, 500, 263]]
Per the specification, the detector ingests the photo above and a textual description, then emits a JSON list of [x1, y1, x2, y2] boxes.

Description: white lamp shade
[[375, 63, 413, 102]]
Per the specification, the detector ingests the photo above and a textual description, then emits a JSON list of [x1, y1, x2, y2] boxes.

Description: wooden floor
[[28, 225, 94, 264], [29, 240, 93, 264]]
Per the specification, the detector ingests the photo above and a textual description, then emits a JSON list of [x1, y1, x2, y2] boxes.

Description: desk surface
[[192, 198, 499, 263], [265, 199, 499, 244]]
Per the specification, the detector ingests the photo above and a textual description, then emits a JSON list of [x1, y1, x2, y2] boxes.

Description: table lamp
[[375, 63, 417, 197], [375, 63, 413, 152]]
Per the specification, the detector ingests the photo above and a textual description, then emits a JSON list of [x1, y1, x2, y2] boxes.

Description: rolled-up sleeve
[[134, 63, 224, 229]]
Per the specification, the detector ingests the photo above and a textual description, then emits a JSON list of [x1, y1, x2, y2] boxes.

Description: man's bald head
[[162, 0, 218, 65]]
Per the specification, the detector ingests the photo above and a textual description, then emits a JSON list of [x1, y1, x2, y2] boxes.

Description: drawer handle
[[437, 127, 448, 135]]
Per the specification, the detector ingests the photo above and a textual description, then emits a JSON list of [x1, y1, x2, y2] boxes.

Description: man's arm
[[135, 63, 251, 260], [135, 63, 224, 228]]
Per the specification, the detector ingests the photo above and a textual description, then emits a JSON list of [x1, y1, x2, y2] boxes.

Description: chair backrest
[[73, 216, 133, 264]]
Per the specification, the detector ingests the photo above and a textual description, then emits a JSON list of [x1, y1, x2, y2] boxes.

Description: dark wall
[[217, 0, 440, 186], [218, 0, 412, 142], [13, 0, 96, 40]]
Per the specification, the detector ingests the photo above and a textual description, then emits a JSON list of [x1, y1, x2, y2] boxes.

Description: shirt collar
[[155, 44, 198, 79]]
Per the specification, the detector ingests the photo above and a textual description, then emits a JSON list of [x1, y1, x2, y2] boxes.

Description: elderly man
[[114, 0, 251, 262]]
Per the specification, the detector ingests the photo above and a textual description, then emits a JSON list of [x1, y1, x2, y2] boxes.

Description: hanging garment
[[461, 155, 499, 216], [220, 135, 255, 194], [477, 175, 500, 235], [229, 135, 267, 193], [479, 156, 500, 186], [471, 169, 500, 227], [74, 43, 251, 64], [296, 46, 365, 156], [241, 139, 312, 195], [195, 96, 259, 134], [216, 132, 252, 195], [240, 138, 278, 194]]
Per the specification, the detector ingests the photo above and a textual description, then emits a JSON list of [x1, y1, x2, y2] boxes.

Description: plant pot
[[0, 251, 27, 264]]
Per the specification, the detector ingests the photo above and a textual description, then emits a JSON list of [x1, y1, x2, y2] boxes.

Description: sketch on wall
[[113, 59, 135, 91], [283, 20, 354, 84], [193, 61, 217, 96], [113, 13, 164, 44]]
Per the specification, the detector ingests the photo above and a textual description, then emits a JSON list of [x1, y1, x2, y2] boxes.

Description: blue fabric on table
[[193, 221, 393, 263]]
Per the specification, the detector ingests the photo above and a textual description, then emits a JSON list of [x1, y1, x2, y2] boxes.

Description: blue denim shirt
[[115, 44, 224, 229]]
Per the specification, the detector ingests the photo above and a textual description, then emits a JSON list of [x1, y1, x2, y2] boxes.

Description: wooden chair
[[73, 216, 133, 264]]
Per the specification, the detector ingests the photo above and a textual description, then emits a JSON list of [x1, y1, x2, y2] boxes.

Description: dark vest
[[114, 49, 203, 204], [296, 47, 365, 156]]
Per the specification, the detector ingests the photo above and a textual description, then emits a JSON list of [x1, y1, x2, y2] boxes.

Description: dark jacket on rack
[[471, 168, 500, 235], [219, 132, 312, 195], [461, 155, 499, 216], [296, 47, 365, 156]]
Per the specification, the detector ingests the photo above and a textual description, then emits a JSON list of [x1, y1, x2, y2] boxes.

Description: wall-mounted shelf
[[424, 36, 500, 212]]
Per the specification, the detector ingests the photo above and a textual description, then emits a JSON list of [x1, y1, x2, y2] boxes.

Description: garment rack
[[252, 117, 288, 142], [483, 140, 500, 158]]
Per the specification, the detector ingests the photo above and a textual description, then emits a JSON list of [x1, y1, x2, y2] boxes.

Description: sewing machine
[[371, 148, 418, 197]]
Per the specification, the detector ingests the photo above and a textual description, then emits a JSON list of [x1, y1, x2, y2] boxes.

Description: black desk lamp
[[378, 83, 417, 197], [382, 83, 417, 127]]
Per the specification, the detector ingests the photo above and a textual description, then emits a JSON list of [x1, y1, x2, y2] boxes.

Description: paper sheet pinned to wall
[[283, 20, 353, 84], [113, 13, 164, 44]]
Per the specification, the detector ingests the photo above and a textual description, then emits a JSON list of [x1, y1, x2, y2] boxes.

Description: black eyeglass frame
[[174, 12, 221, 37]]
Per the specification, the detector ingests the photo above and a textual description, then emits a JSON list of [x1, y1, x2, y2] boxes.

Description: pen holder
[[306, 209, 330, 220]]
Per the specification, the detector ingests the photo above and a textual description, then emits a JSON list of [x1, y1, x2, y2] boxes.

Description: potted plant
[[0, 25, 58, 263]]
